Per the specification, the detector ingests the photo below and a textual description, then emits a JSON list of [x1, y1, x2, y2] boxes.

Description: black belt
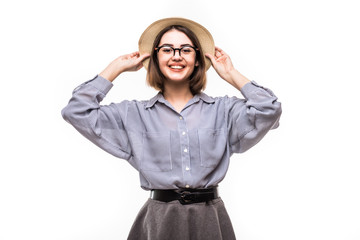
[[150, 187, 219, 205]]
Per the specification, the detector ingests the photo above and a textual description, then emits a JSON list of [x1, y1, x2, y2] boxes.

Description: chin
[[165, 77, 189, 83], [164, 71, 193, 83]]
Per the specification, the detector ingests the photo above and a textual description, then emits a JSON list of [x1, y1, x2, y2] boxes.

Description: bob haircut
[[146, 25, 207, 95]]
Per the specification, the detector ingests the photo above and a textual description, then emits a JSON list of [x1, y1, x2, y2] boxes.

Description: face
[[157, 29, 198, 83]]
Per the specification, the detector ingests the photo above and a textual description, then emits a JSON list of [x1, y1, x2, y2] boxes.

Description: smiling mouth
[[169, 65, 185, 69]]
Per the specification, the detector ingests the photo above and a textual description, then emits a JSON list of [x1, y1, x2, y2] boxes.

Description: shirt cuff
[[88, 75, 113, 94], [240, 81, 275, 99]]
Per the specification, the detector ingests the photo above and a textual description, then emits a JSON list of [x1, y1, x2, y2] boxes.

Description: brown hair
[[146, 25, 207, 95]]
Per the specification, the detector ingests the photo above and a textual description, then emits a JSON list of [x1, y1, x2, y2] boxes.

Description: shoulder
[[114, 92, 162, 109], [199, 92, 243, 104]]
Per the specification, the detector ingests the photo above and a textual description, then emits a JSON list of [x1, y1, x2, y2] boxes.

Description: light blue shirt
[[62, 75, 282, 190]]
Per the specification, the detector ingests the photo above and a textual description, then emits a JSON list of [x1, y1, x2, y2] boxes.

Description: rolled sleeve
[[227, 81, 282, 153], [61, 75, 132, 160]]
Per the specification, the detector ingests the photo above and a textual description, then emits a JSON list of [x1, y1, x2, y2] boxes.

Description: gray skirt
[[127, 197, 236, 240]]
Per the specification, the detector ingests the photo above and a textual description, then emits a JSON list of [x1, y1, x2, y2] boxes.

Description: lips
[[169, 64, 185, 70]]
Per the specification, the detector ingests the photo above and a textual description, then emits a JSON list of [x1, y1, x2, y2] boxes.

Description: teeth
[[170, 66, 184, 69]]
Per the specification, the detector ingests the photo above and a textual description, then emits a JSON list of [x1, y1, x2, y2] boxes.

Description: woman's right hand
[[99, 52, 150, 82]]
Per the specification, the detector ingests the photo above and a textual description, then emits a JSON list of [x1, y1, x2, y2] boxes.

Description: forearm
[[99, 68, 120, 82], [99, 59, 125, 82], [226, 69, 251, 91]]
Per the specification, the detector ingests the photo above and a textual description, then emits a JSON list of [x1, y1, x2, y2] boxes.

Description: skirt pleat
[[127, 198, 236, 240]]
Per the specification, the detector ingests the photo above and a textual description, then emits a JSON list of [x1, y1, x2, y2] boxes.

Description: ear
[[195, 60, 199, 67]]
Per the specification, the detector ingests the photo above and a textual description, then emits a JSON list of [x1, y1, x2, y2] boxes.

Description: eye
[[181, 47, 194, 54], [160, 47, 173, 54]]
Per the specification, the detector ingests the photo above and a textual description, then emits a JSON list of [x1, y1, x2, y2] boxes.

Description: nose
[[172, 49, 182, 60]]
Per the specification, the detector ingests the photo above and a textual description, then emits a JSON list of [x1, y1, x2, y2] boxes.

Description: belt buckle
[[179, 191, 196, 205]]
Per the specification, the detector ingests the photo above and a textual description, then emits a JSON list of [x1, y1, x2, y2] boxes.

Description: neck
[[163, 81, 193, 113]]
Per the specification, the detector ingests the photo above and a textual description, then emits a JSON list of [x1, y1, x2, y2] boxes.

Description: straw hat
[[138, 17, 215, 71]]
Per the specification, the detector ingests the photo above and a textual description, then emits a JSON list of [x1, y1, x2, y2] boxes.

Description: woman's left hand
[[206, 47, 250, 90], [205, 47, 235, 81]]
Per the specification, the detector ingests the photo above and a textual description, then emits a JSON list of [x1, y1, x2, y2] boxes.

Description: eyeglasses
[[155, 45, 198, 57]]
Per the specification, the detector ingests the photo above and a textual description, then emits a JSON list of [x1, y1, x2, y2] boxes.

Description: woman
[[62, 17, 282, 240]]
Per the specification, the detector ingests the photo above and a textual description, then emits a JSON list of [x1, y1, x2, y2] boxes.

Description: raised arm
[[205, 46, 250, 90], [61, 52, 149, 160], [206, 47, 281, 153]]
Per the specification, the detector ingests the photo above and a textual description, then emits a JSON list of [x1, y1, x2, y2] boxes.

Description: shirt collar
[[197, 92, 215, 104], [145, 92, 215, 109], [145, 92, 164, 109]]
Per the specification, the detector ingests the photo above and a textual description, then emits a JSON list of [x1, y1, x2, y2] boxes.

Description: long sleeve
[[61, 76, 281, 189], [227, 81, 282, 154], [61, 75, 132, 160]]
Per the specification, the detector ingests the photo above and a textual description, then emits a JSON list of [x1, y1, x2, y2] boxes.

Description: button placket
[[178, 114, 191, 184]]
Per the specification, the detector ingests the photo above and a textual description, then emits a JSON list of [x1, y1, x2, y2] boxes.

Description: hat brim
[[138, 17, 215, 71]]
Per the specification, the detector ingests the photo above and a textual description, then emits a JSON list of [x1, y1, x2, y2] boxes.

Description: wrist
[[228, 69, 251, 90], [99, 64, 124, 82], [99, 70, 119, 82], [226, 68, 239, 81]]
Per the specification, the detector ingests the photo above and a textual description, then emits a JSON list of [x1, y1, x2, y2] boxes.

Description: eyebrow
[[161, 43, 194, 47]]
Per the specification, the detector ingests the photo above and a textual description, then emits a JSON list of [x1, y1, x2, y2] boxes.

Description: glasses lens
[[181, 47, 195, 55], [159, 46, 173, 55]]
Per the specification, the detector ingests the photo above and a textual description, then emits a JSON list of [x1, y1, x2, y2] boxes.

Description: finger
[[215, 46, 227, 56], [141, 53, 150, 60], [128, 51, 139, 59], [205, 53, 216, 65], [136, 53, 150, 63], [135, 64, 144, 71], [215, 46, 224, 52], [215, 50, 222, 58]]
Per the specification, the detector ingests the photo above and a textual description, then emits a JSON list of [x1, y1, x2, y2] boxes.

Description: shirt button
[[185, 167, 190, 171], [179, 116, 183, 120], [185, 185, 190, 188], [184, 148, 188, 153]]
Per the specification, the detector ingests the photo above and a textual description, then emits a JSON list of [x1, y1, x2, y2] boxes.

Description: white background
[[1, 0, 359, 239]]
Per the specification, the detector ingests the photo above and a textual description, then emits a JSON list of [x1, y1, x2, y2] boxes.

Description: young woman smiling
[[62, 17, 282, 240]]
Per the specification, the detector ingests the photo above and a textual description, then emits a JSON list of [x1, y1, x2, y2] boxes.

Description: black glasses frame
[[155, 45, 199, 56]]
